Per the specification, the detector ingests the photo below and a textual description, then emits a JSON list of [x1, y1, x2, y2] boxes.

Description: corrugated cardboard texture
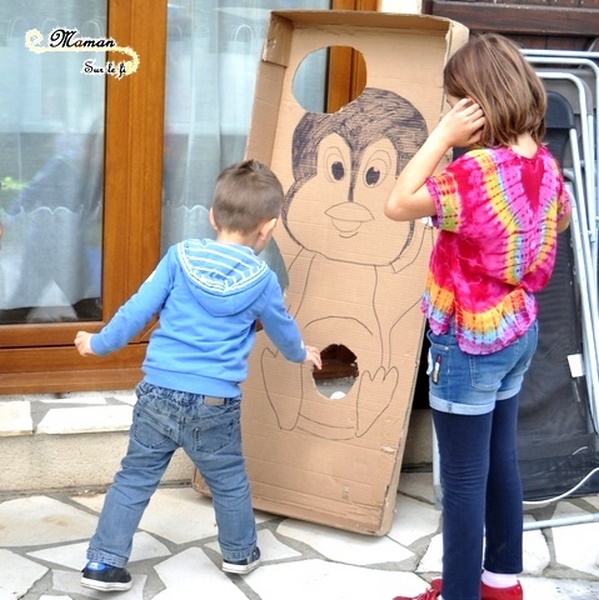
[[194, 10, 468, 535]]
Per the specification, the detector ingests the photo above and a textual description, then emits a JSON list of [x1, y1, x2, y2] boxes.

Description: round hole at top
[[292, 46, 367, 114]]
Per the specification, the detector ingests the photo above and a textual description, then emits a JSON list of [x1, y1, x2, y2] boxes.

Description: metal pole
[[524, 512, 599, 531]]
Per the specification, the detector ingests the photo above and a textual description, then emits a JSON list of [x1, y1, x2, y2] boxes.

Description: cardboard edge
[[268, 9, 467, 34]]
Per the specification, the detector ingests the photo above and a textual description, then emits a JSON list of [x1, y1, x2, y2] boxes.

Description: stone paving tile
[[552, 501, 599, 577], [0, 400, 32, 437], [521, 577, 599, 599], [387, 495, 441, 547], [37, 405, 133, 435], [277, 518, 414, 565], [0, 549, 48, 600], [246, 560, 426, 600], [521, 519, 551, 575], [2, 391, 135, 435], [417, 531, 443, 573], [153, 548, 249, 598], [2, 475, 599, 599], [0, 496, 98, 547]]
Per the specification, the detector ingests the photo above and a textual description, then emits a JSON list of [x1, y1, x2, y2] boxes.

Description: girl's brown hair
[[212, 159, 284, 234], [443, 33, 546, 147]]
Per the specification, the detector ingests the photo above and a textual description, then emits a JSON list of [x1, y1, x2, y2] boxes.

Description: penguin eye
[[331, 161, 345, 181], [365, 165, 380, 186], [363, 150, 392, 188], [324, 147, 347, 182]]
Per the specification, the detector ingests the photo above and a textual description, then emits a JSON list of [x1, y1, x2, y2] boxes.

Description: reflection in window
[[0, 2, 106, 324], [161, 0, 330, 289]]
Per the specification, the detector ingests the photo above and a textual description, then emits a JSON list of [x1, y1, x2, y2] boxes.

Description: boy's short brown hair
[[443, 33, 547, 147], [212, 159, 284, 234]]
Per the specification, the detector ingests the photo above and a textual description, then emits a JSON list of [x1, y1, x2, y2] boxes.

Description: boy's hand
[[74, 331, 95, 357], [303, 345, 322, 370]]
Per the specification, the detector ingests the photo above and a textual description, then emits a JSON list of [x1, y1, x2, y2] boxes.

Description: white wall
[[379, 0, 422, 14]]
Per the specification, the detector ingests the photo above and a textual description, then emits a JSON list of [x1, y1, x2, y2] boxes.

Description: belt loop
[[204, 396, 225, 406]]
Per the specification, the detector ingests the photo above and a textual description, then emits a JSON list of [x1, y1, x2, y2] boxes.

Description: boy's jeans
[[87, 381, 257, 567]]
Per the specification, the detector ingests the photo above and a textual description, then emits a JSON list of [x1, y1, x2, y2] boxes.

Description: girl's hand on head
[[436, 98, 485, 148]]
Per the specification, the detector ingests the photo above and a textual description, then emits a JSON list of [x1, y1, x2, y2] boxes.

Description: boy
[[75, 159, 322, 591]]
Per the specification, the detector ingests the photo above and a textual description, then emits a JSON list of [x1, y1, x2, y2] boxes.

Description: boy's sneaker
[[221, 546, 261, 575], [81, 561, 133, 591]]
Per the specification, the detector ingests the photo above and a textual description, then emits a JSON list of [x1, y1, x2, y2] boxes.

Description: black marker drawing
[[261, 88, 433, 439]]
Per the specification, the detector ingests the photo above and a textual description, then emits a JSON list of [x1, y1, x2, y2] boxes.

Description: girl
[[384, 33, 571, 600]]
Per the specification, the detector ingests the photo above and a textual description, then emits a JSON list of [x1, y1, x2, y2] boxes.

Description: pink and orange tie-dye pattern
[[422, 146, 570, 355]]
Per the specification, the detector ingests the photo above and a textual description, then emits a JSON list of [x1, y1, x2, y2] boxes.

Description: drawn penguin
[[261, 88, 431, 439]]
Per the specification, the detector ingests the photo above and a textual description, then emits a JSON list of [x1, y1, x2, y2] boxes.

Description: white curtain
[[0, 2, 106, 321], [161, 0, 330, 285]]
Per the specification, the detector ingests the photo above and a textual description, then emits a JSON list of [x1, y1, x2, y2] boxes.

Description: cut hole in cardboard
[[292, 46, 367, 113], [313, 344, 359, 399]]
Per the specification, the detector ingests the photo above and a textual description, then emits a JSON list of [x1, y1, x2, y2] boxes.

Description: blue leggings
[[433, 395, 523, 600]]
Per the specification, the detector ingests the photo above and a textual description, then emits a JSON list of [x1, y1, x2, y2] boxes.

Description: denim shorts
[[427, 321, 538, 415]]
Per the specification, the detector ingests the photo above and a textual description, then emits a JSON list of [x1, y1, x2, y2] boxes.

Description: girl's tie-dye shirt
[[423, 145, 571, 355]]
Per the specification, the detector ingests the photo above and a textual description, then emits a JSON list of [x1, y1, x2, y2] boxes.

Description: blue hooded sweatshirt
[[90, 239, 306, 397]]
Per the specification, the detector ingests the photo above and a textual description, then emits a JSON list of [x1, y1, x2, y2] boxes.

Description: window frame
[[0, 0, 376, 394]]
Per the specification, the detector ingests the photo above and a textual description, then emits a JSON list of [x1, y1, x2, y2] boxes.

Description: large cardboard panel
[[194, 11, 468, 535]]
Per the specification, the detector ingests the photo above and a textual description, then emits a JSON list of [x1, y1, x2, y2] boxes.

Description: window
[[160, 0, 331, 255], [0, 0, 375, 394]]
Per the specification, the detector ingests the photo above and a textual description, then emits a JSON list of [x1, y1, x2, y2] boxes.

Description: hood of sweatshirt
[[176, 238, 271, 317]]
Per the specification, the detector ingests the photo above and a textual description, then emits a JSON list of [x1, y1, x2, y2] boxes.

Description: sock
[[86, 561, 110, 570], [481, 569, 518, 588]]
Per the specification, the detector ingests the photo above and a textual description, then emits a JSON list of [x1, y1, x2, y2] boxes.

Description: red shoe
[[392, 578, 442, 600], [481, 581, 523, 600], [393, 578, 523, 600]]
